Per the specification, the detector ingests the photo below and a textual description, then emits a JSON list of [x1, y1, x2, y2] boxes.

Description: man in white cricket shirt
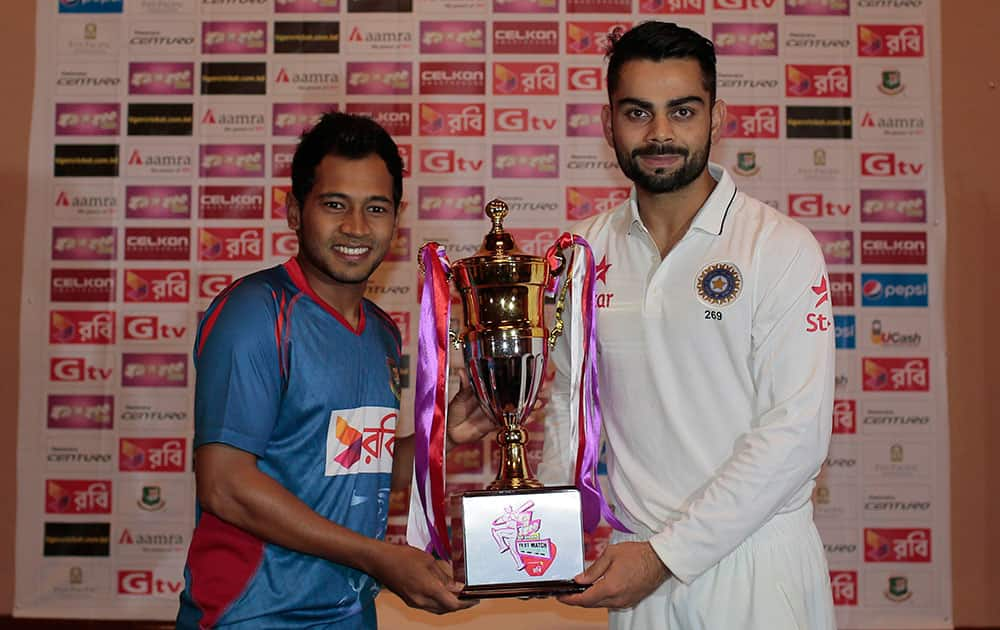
[[538, 22, 838, 630]]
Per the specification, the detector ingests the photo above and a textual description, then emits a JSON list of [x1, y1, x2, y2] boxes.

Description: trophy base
[[451, 486, 585, 600]]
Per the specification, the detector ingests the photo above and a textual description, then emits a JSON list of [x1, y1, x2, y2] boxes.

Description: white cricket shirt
[[538, 163, 835, 584]]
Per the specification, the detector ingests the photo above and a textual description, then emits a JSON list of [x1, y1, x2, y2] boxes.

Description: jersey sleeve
[[193, 281, 283, 457], [649, 222, 836, 584]]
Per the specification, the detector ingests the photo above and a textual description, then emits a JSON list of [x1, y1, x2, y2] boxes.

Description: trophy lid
[[474, 198, 524, 259]]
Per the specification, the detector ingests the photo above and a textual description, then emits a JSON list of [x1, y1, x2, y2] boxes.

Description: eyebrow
[[615, 95, 706, 109], [316, 192, 394, 205]]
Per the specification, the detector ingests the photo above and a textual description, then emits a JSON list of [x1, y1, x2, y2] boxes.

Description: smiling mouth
[[333, 245, 371, 257]]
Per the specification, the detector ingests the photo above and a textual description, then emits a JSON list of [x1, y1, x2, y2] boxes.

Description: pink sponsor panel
[[785, 0, 848, 14], [493, 0, 558, 13], [55, 103, 120, 136], [128, 62, 194, 95], [811, 230, 854, 265], [565, 103, 603, 137], [52, 227, 116, 261], [492, 145, 560, 178], [202, 22, 267, 54], [713, 23, 779, 56], [199, 144, 265, 177], [274, 0, 340, 11], [122, 353, 188, 387], [346, 62, 412, 95], [273, 103, 336, 136], [860, 189, 927, 223], [418, 186, 485, 220], [47, 394, 114, 429], [126, 186, 192, 219], [124, 227, 191, 261], [419, 21, 486, 54]]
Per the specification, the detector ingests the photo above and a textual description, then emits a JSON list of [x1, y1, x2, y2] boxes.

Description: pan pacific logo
[[696, 262, 742, 306], [490, 500, 556, 576]]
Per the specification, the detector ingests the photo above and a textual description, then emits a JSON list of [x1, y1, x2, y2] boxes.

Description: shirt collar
[[619, 163, 738, 238]]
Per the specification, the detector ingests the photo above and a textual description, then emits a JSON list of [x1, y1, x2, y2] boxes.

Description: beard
[[613, 136, 711, 194]]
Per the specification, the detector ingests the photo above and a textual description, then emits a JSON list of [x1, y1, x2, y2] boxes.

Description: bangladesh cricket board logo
[[138, 485, 165, 511], [490, 500, 556, 577]]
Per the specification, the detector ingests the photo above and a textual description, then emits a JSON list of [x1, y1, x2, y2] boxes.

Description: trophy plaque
[[446, 199, 586, 599]]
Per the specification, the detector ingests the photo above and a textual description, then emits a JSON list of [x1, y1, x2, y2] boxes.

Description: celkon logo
[[788, 193, 851, 219], [567, 67, 602, 92], [199, 273, 233, 298], [418, 149, 484, 174], [494, 108, 558, 133], [861, 152, 925, 177], [50, 357, 113, 382], [493, 22, 559, 54], [124, 316, 188, 341], [117, 571, 183, 596], [419, 62, 485, 95]]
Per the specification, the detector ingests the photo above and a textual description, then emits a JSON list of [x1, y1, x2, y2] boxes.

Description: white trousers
[[609, 505, 836, 630]]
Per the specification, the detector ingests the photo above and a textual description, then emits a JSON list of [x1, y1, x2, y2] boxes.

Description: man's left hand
[[557, 542, 670, 609], [446, 370, 493, 446]]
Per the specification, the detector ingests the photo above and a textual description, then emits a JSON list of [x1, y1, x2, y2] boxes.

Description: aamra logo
[[490, 501, 556, 577]]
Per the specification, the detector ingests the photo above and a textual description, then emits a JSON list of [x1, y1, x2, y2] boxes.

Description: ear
[[286, 195, 301, 231], [601, 104, 614, 150], [710, 99, 727, 145]]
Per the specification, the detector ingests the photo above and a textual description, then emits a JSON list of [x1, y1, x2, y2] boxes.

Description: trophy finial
[[486, 199, 508, 232]]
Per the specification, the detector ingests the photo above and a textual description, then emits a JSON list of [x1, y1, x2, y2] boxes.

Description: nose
[[647, 113, 674, 144], [340, 206, 371, 237]]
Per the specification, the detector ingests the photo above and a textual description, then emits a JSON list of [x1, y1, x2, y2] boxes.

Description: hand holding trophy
[[408, 199, 629, 598]]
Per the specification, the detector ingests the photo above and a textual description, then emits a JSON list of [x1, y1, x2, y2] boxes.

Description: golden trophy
[[411, 199, 588, 598]]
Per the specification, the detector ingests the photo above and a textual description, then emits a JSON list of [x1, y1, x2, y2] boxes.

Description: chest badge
[[696, 262, 742, 306], [386, 357, 401, 401]]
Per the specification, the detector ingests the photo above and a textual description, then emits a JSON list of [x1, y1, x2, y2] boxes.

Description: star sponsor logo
[[863, 357, 929, 392], [420, 61, 486, 96], [123, 313, 191, 342], [46, 479, 112, 514], [786, 0, 850, 14], [199, 185, 264, 220], [125, 185, 192, 220], [199, 227, 264, 261], [201, 20, 267, 54], [325, 407, 396, 475], [124, 228, 191, 261], [864, 528, 931, 562], [55, 103, 120, 136], [129, 62, 194, 96], [565, 21, 630, 55], [860, 231, 927, 264], [346, 61, 412, 95], [272, 61, 342, 95], [119, 438, 187, 473], [49, 354, 114, 383], [713, 23, 779, 56], [123, 269, 190, 303], [637, 0, 704, 12], [50, 310, 116, 345], [50, 269, 116, 303], [858, 24, 924, 57], [48, 395, 114, 430], [419, 102, 485, 137], [493, 145, 559, 178]]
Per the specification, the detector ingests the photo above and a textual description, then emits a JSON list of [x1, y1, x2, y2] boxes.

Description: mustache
[[632, 145, 689, 158]]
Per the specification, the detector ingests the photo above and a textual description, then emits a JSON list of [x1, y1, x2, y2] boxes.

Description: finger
[[575, 552, 612, 584], [558, 580, 612, 608]]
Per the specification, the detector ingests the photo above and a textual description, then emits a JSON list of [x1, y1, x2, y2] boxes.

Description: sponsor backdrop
[[17, 0, 948, 627]]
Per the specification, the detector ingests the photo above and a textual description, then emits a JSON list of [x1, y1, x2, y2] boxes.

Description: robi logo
[[861, 153, 925, 177], [117, 571, 183, 596]]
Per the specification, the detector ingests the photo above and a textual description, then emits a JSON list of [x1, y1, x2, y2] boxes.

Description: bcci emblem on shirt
[[696, 262, 743, 306]]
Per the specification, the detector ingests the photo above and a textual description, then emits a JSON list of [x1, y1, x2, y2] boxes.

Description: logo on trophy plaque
[[408, 199, 628, 598]]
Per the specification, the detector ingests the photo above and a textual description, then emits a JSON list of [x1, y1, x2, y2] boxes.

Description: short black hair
[[605, 21, 717, 103], [291, 111, 404, 211]]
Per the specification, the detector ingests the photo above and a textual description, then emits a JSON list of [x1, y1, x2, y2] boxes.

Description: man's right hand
[[368, 542, 478, 614]]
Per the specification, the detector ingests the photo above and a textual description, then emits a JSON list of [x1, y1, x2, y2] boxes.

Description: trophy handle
[[547, 248, 574, 349]]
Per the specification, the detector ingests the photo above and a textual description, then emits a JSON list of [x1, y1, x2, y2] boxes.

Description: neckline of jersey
[[282, 257, 366, 336]]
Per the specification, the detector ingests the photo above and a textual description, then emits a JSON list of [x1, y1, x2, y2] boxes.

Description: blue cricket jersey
[[177, 258, 402, 629]]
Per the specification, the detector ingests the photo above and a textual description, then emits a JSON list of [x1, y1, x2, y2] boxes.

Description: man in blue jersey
[[177, 112, 490, 629]]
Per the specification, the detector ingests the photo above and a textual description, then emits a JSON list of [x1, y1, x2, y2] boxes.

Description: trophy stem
[[488, 417, 542, 490]]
